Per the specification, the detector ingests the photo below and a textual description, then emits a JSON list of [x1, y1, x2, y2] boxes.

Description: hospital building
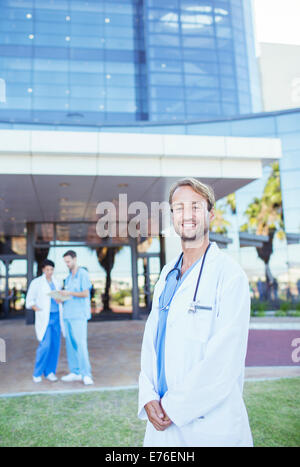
[[0, 0, 300, 321]]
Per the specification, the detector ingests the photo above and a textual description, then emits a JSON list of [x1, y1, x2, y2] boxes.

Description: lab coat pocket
[[185, 305, 214, 343]]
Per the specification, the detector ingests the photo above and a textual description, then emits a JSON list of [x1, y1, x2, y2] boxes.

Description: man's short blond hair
[[169, 177, 215, 212]]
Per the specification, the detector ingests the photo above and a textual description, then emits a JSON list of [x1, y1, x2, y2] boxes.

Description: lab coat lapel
[[170, 242, 220, 301], [41, 274, 51, 292], [52, 276, 60, 291]]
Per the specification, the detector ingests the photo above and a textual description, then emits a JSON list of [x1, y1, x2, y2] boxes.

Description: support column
[[130, 237, 139, 320], [26, 222, 35, 325], [3, 259, 10, 318], [159, 233, 166, 270]]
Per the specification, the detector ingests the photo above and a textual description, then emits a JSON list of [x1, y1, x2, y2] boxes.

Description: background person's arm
[[25, 280, 41, 311], [60, 289, 89, 298]]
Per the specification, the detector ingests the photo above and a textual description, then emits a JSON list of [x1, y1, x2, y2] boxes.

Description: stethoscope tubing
[[192, 242, 211, 302], [160, 243, 211, 312]]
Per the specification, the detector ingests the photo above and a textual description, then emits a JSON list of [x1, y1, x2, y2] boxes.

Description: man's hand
[[144, 400, 172, 431], [60, 290, 89, 298]]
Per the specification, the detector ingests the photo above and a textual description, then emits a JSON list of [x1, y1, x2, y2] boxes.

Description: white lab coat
[[138, 242, 253, 447], [26, 274, 65, 342]]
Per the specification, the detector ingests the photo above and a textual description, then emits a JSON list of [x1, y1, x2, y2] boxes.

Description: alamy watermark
[[0, 338, 6, 363], [95, 194, 208, 247], [291, 337, 300, 364]]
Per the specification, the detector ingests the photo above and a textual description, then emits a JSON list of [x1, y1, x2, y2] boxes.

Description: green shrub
[[250, 301, 268, 317], [280, 301, 292, 312], [275, 309, 287, 317], [250, 303, 257, 316], [288, 310, 300, 317], [111, 289, 132, 306], [257, 309, 266, 317], [257, 302, 267, 316]]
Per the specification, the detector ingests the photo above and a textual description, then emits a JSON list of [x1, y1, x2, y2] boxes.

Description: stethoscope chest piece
[[188, 301, 197, 314]]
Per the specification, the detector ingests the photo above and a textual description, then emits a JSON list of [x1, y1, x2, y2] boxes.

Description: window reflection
[[0, 0, 254, 123], [0, 79, 7, 103]]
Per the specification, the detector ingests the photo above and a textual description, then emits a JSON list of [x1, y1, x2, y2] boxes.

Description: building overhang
[[0, 130, 282, 236], [209, 232, 233, 249], [239, 232, 270, 248], [286, 233, 300, 245]]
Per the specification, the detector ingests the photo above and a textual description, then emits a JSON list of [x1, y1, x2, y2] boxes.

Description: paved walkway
[[250, 317, 300, 330], [0, 318, 299, 396]]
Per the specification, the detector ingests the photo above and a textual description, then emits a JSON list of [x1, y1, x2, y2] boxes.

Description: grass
[[243, 378, 300, 447], [0, 378, 299, 447]]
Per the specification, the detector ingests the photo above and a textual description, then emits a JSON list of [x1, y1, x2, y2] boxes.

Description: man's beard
[[180, 225, 209, 243]]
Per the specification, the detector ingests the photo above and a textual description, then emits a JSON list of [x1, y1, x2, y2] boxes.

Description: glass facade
[[145, 0, 261, 121], [0, 0, 261, 125]]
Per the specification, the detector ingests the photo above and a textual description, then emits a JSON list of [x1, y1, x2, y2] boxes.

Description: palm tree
[[240, 162, 284, 296], [95, 246, 123, 312], [210, 206, 231, 234], [226, 193, 236, 215]]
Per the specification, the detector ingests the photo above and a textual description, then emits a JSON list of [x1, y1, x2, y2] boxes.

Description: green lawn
[[0, 378, 299, 447]]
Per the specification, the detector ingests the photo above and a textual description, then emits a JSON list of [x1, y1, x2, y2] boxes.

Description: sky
[[253, 0, 300, 49]]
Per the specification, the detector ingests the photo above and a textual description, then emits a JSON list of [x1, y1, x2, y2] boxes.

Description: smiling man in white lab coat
[[138, 178, 253, 447]]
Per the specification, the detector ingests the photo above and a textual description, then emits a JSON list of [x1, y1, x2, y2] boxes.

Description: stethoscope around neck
[[159, 242, 212, 313]]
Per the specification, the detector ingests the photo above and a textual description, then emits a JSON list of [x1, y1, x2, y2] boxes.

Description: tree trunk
[[34, 246, 50, 277], [98, 247, 118, 313], [102, 266, 112, 312], [256, 229, 275, 301]]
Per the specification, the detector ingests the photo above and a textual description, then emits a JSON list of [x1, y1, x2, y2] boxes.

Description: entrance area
[[0, 236, 27, 319], [0, 223, 164, 322], [0, 255, 27, 319]]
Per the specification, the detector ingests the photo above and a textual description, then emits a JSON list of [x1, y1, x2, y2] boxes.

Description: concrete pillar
[[26, 222, 35, 325], [159, 233, 166, 270], [3, 259, 10, 318], [130, 237, 139, 320]]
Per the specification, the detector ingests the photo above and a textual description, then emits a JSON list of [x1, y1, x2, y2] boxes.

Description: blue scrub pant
[[64, 319, 91, 378], [33, 312, 61, 377]]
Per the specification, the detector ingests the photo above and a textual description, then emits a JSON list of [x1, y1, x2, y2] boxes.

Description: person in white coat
[[138, 177, 253, 447], [26, 259, 65, 383]]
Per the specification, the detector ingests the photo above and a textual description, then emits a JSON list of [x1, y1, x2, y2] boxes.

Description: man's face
[[171, 186, 214, 245], [64, 255, 76, 271], [42, 265, 54, 280]]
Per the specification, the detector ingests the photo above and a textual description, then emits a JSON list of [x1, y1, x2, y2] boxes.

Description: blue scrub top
[[49, 281, 59, 314], [63, 268, 92, 320], [155, 255, 202, 398]]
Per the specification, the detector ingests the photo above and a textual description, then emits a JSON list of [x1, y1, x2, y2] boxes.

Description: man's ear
[[209, 207, 215, 223]]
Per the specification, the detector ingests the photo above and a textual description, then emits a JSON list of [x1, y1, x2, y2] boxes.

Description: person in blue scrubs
[[155, 255, 202, 399], [60, 250, 94, 385], [28, 259, 62, 383], [33, 296, 61, 381]]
